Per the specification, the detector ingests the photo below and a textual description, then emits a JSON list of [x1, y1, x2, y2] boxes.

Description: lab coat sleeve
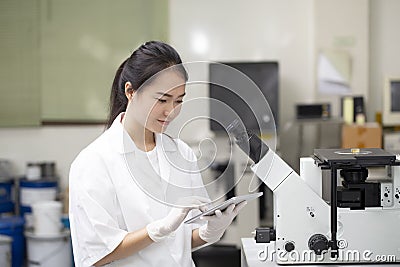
[[69, 149, 128, 267]]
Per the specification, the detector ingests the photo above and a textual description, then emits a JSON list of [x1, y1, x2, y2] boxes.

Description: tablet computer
[[184, 192, 263, 224]]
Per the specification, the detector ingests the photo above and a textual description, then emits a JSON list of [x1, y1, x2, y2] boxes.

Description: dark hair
[[106, 41, 188, 128]]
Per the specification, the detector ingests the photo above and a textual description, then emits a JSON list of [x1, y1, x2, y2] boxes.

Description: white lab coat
[[69, 113, 208, 267]]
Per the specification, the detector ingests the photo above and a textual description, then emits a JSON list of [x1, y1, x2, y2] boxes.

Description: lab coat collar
[[108, 113, 177, 154]]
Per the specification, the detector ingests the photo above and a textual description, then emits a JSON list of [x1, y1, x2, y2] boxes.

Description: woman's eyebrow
[[155, 92, 186, 97]]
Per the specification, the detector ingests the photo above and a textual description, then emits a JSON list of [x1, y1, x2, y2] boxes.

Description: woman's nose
[[164, 102, 175, 116]]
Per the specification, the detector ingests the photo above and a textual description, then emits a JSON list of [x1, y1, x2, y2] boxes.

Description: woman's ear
[[125, 82, 135, 100]]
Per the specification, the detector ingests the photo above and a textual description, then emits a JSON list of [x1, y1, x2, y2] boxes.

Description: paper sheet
[[318, 50, 351, 94]]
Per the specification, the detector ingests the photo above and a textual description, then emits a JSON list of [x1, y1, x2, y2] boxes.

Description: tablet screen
[[184, 192, 263, 224]]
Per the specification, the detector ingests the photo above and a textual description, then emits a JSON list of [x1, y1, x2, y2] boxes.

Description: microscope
[[227, 120, 400, 264]]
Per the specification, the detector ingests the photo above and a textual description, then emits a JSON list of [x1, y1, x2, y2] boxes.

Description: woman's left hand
[[198, 201, 247, 244]]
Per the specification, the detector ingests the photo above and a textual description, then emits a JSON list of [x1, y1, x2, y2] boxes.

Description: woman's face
[[128, 70, 186, 133]]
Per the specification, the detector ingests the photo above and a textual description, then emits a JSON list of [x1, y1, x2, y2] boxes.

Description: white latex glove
[[146, 197, 209, 242], [199, 201, 247, 244]]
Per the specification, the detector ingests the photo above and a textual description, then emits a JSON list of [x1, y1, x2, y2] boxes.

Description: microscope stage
[[313, 148, 397, 167]]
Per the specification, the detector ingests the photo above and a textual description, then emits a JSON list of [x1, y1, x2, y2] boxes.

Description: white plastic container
[[0, 235, 11, 267], [20, 181, 57, 207], [26, 164, 41, 181], [31, 201, 62, 236], [25, 230, 72, 267], [20, 180, 58, 229]]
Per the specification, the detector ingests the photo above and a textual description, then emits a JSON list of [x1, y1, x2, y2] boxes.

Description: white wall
[[0, 126, 104, 189], [169, 0, 369, 142], [314, 0, 369, 116], [169, 0, 316, 138]]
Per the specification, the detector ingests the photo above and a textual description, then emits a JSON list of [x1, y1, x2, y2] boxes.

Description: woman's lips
[[157, 119, 170, 126]]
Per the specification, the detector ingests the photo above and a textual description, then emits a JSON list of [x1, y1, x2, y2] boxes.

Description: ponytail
[[106, 59, 128, 129]]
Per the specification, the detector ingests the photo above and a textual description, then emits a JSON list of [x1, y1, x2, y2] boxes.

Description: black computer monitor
[[209, 62, 279, 133], [383, 77, 400, 126]]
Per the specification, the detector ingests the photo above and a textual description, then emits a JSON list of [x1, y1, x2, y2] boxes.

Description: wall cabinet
[[0, 0, 41, 126], [0, 0, 168, 126]]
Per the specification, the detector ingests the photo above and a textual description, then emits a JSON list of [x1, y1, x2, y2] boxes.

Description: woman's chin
[[148, 125, 168, 134]]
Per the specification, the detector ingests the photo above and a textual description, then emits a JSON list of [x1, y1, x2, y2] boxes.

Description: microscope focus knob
[[308, 234, 329, 255], [284, 241, 295, 252]]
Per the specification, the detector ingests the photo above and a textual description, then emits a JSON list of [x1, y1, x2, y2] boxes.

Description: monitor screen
[[391, 81, 400, 112], [383, 77, 400, 126], [209, 62, 279, 133]]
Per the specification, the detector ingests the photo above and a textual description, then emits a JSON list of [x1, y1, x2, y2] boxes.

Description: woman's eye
[[176, 100, 183, 104], [157, 99, 167, 103]]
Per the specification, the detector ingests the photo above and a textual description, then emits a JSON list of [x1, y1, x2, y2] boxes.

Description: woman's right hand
[[146, 196, 209, 242]]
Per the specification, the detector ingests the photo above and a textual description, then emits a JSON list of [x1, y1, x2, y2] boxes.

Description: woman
[[69, 41, 246, 267]]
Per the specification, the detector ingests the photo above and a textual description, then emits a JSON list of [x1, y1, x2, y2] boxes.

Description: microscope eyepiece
[[227, 119, 269, 163]]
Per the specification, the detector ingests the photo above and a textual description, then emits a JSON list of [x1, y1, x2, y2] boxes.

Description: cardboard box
[[342, 123, 382, 148]]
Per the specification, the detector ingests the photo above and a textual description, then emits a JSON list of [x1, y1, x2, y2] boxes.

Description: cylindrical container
[[31, 201, 62, 235], [0, 180, 14, 214], [19, 180, 58, 229], [26, 163, 41, 181], [39, 162, 56, 180], [25, 230, 72, 267], [0, 217, 25, 267], [0, 235, 12, 267], [19, 180, 57, 213], [0, 160, 12, 182]]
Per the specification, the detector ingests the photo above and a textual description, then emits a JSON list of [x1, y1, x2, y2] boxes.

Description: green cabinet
[[0, 0, 41, 126], [0, 0, 168, 126]]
